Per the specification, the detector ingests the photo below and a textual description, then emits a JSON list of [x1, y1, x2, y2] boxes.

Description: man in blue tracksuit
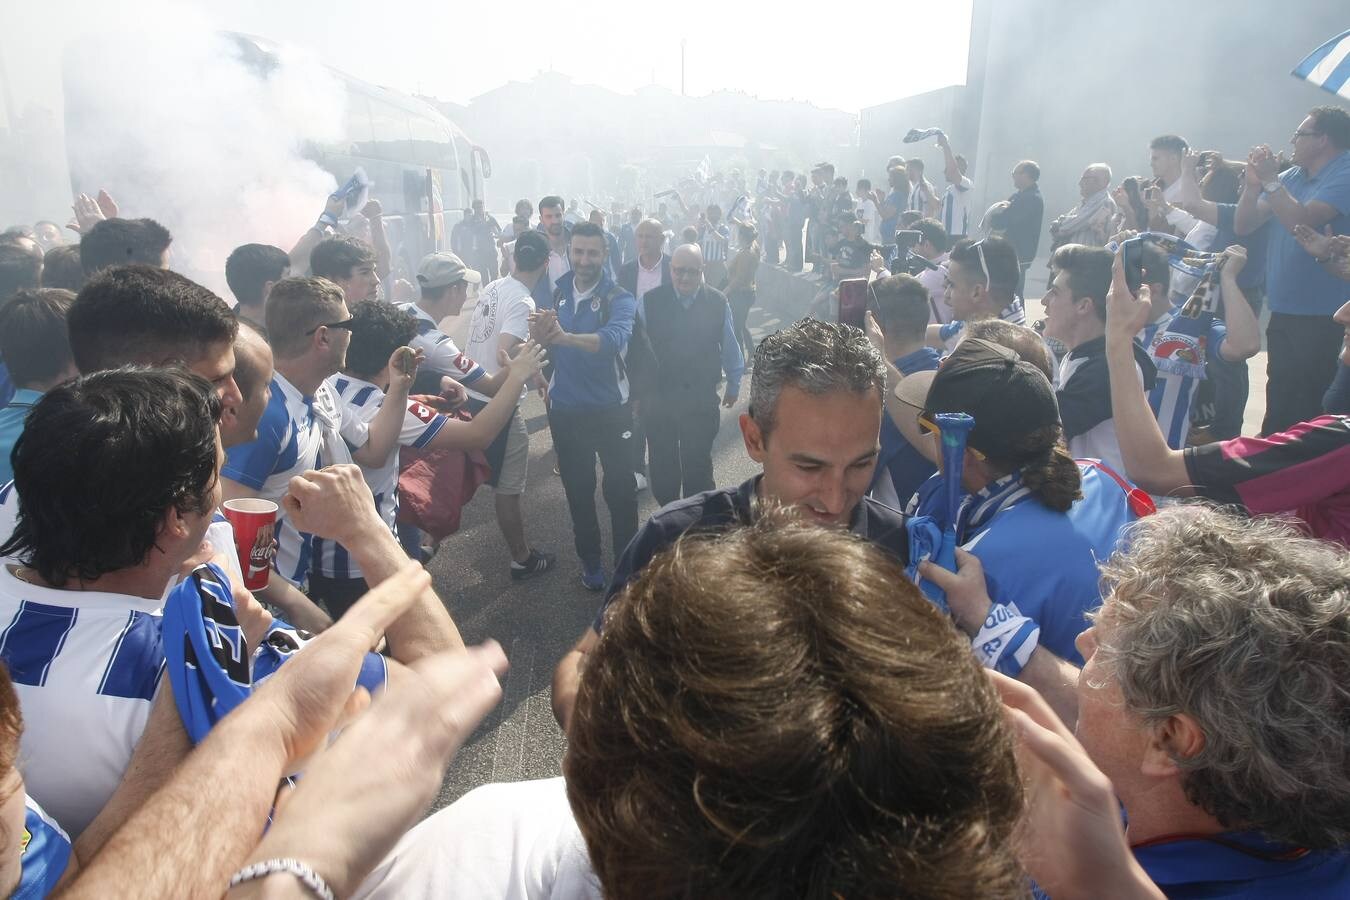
[[531, 221, 638, 590]]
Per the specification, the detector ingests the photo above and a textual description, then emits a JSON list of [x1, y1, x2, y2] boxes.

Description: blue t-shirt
[[14, 796, 71, 899], [909, 462, 1140, 664], [881, 190, 905, 241], [0, 388, 41, 485], [1264, 151, 1350, 316], [870, 348, 940, 508], [1134, 831, 1350, 899]]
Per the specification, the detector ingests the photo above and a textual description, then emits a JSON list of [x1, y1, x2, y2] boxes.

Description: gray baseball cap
[[417, 251, 481, 289]]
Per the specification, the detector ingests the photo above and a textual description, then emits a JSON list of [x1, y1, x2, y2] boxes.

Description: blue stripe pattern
[[1293, 30, 1350, 98], [0, 601, 79, 687], [96, 610, 164, 701]]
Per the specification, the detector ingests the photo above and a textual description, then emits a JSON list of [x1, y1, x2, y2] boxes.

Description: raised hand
[[506, 339, 548, 382]]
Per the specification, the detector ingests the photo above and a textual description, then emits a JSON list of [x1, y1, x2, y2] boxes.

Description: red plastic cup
[[222, 498, 279, 591]]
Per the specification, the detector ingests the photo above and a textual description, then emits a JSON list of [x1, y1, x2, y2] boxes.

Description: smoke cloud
[[58, 10, 345, 292]]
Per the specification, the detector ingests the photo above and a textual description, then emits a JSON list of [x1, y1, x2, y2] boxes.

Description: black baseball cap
[[513, 230, 550, 271], [895, 338, 1060, 461]]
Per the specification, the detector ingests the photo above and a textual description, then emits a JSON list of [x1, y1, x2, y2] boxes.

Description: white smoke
[[60, 12, 345, 293]]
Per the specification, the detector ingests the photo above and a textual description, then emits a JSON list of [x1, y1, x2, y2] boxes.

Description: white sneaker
[[634, 473, 649, 493]]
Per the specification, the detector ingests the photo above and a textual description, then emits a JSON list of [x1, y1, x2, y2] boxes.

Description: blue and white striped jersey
[[0, 562, 164, 836], [698, 223, 731, 263], [941, 175, 973, 237], [1139, 308, 1227, 450], [222, 373, 353, 588], [398, 304, 487, 386], [16, 795, 71, 899], [312, 375, 449, 580]]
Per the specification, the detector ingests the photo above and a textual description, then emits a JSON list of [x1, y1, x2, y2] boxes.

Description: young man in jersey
[[529, 222, 638, 592], [551, 319, 906, 729], [928, 235, 1027, 349], [895, 336, 1147, 726], [935, 130, 974, 239], [1042, 243, 1156, 473], [463, 231, 558, 580], [310, 234, 380, 304], [320, 301, 547, 616], [222, 277, 410, 630]]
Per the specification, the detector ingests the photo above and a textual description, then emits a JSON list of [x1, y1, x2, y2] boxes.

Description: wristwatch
[[1262, 179, 1282, 195]]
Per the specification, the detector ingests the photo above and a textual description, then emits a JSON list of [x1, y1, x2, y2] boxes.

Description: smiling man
[[549, 318, 907, 729]]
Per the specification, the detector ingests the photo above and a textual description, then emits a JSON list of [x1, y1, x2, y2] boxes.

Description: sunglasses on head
[[916, 414, 987, 460], [305, 316, 357, 336], [970, 238, 992, 291]]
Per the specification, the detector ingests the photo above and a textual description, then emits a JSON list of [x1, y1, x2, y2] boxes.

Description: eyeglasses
[[971, 238, 992, 291], [304, 316, 357, 336], [1292, 129, 1322, 139], [671, 266, 703, 277], [916, 414, 986, 460]]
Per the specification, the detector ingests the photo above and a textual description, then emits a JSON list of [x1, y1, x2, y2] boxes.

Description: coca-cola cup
[[222, 498, 279, 591]]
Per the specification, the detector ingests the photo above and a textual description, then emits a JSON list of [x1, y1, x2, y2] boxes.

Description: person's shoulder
[[649, 484, 741, 535]]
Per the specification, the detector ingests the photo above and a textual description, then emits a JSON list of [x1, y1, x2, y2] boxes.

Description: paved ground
[[424, 270, 1268, 814]]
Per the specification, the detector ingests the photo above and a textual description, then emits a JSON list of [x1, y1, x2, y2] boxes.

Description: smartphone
[[1121, 237, 1145, 296], [838, 278, 869, 330]]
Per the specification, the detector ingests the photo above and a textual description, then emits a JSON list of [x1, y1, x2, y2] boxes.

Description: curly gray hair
[[1092, 505, 1350, 848], [748, 319, 886, 436]]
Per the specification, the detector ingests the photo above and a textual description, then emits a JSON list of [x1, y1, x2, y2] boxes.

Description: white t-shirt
[[917, 252, 951, 323], [354, 777, 600, 900], [0, 563, 164, 836], [320, 375, 450, 580], [634, 256, 664, 303], [465, 276, 536, 403], [858, 197, 882, 244], [547, 250, 570, 291], [397, 304, 487, 387]]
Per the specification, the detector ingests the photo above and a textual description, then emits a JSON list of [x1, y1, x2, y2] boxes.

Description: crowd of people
[[0, 95, 1345, 899]]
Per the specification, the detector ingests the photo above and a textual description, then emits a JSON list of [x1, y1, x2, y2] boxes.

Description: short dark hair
[[68, 265, 238, 374], [870, 274, 931, 342], [906, 157, 924, 171], [0, 243, 42, 301], [515, 198, 534, 218], [539, 195, 564, 212], [39, 245, 84, 292], [949, 236, 1020, 295], [344, 300, 416, 378], [78, 217, 172, 275], [0, 368, 222, 585], [1150, 134, 1189, 156], [568, 512, 1024, 899], [225, 243, 290, 309], [570, 221, 606, 243], [0, 289, 75, 387], [1015, 160, 1040, 182], [857, 178, 871, 191], [1310, 106, 1350, 151], [898, 210, 923, 229], [913, 217, 950, 254], [1140, 242, 1172, 295], [310, 235, 375, 283], [1050, 243, 1114, 320], [265, 277, 346, 359]]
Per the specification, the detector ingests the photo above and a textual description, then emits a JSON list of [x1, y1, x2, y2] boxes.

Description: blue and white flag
[[1293, 30, 1350, 100]]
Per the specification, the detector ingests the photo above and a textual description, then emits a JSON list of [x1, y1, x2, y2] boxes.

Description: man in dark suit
[[639, 243, 745, 506], [618, 217, 674, 492]]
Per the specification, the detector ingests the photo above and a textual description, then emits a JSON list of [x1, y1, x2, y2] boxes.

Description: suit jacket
[[618, 254, 672, 298]]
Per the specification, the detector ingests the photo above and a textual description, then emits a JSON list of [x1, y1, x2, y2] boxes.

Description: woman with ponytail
[[895, 337, 1147, 720]]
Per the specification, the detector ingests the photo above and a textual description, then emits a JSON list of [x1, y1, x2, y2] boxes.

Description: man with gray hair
[[550, 318, 908, 728], [1050, 164, 1118, 250], [1075, 505, 1350, 894]]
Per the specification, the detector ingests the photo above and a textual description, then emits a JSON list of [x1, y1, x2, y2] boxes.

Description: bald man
[[617, 218, 672, 303], [637, 243, 745, 506], [1051, 163, 1119, 248]]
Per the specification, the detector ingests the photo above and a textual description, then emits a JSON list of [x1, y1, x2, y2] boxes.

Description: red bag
[[396, 433, 491, 541]]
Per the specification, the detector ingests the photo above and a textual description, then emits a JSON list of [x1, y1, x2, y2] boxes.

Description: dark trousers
[[1263, 312, 1342, 436], [549, 403, 639, 566], [727, 289, 756, 359], [308, 573, 371, 621], [643, 391, 720, 507], [785, 221, 804, 272]]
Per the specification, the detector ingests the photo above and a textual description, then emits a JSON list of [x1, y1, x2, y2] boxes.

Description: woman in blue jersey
[[898, 337, 1148, 723]]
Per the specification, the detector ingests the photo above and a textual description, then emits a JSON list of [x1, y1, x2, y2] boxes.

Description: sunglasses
[[916, 414, 986, 460], [305, 316, 357, 336]]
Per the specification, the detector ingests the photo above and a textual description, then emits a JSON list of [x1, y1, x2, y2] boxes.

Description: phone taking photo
[[1120, 237, 1145, 296], [837, 278, 869, 330]]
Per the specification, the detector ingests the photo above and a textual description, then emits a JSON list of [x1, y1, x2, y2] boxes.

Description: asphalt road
[[424, 303, 789, 812]]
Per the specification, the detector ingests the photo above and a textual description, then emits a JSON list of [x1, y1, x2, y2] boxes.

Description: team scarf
[[1054, 188, 1114, 238], [163, 563, 309, 743], [1136, 232, 1226, 382], [903, 126, 946, 143]]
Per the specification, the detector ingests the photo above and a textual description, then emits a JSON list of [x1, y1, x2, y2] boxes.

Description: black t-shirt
[[835, 237, 872, 271], [593, 475, 910, 631]]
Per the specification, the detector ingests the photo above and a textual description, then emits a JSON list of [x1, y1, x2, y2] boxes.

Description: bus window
[[344, 91, 374, 151]]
